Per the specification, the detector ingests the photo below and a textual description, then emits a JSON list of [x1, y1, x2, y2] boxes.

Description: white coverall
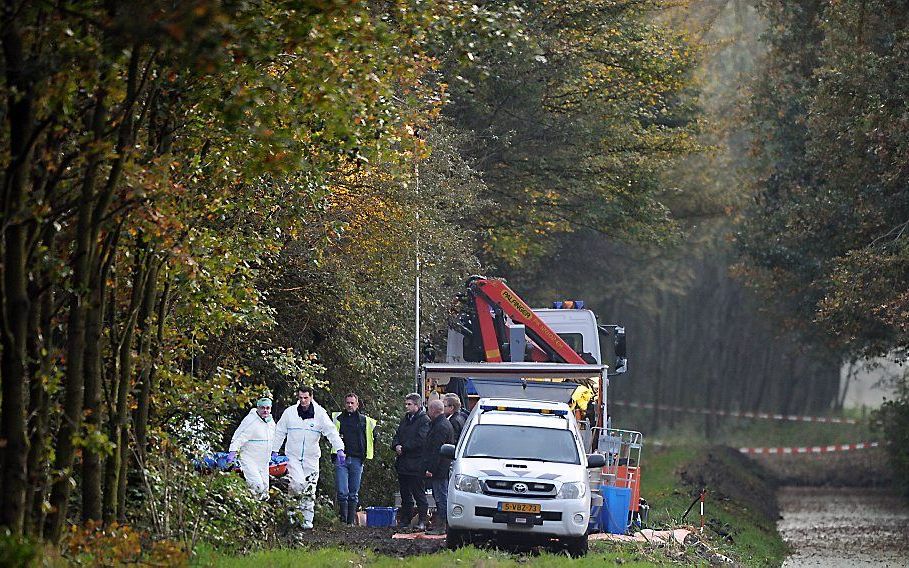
[[229, 408, 276, 499], [272, 401, 344, 527]]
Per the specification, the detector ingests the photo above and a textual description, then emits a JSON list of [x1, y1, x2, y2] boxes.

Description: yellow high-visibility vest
[[332, 412, 376, 460], [570, 385, 594, 411]]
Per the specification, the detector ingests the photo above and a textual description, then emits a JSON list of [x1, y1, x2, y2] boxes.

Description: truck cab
[[442, 398, 606, 556], [533, 308, 602, 364]]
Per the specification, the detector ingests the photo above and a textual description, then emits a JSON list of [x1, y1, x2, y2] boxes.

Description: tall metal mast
[[413, 162, 421, 396]]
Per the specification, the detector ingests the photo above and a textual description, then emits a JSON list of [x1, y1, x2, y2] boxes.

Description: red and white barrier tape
[[610, 400, 859, 425], [739, 442, 879, 455]]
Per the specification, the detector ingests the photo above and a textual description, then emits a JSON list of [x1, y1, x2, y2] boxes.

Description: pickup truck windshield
[[463, 424, 580, 464]]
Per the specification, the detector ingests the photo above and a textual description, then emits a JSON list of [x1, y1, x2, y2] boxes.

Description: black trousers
[[398, 474, 428, 523]]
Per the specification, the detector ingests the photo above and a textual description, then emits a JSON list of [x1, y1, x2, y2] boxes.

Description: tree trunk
[[1, 8, 35, 535], [104, 247, 148, 522], [24, 252, 52, 538], [650, 294, 664, 433], [45, 90, 107, 540], [81, 289, 105, 522], [668, 293, 683, 428], [0, 220, 31, 536], [119, 254, 156, 520], [133, 262, 162, 466], [69, 43, 143, 531], [780, 355, 801, 415], [101, 281, 119, 523], [81, 230, 117, 522], [115, 424, 130, 522]]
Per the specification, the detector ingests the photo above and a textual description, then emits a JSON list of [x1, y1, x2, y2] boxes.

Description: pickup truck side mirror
[[586, 453, 606, 468], [440, 444, 456, 459]]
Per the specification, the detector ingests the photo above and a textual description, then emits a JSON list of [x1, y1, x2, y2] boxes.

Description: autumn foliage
[[0, 0, 701, 555]]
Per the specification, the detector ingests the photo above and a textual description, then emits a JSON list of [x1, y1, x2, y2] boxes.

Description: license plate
[[499, 502, 541, 514]]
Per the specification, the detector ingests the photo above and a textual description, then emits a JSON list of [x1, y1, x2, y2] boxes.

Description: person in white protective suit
[[272, 385, 345, 529], [228, 396, 276, 499]]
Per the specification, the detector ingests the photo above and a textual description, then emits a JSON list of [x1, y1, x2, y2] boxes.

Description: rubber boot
[[338, 500, 349, 524], [398, 507, 412, 529], [347, 502, 357, 526], [426, 521, 446, 536], [415, 511, 428, 532]]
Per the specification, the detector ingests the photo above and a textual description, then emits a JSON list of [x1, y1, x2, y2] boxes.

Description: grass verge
[[195, 545, 662, 567]]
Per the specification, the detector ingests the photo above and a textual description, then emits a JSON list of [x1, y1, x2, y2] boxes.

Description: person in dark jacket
[[423, 399, 454, 534], [331, 393, 377, 525], [392, 393, 431, 530], [443, 393, 466, 441]]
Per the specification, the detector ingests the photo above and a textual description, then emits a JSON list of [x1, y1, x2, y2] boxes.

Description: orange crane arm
[[468, 278, 589, 365]]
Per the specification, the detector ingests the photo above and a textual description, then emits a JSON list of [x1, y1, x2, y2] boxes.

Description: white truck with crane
[[421, 276, 641, 556]]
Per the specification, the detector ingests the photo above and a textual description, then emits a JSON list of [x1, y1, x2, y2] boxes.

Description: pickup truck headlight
[[454, 474, 482, 494], [556, 481, 587, 500]]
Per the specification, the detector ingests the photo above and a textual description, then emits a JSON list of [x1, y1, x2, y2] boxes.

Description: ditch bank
[[677, 446, 781, 522], [646, 445, 787, 566], [748, 447, 893, 487]]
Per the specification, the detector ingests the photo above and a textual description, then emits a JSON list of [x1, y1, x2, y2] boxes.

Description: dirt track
[[293, 525, 446, 557], [778, 486, 909, 567]]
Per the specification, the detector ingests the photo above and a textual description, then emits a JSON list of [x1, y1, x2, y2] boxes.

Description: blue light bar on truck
[[551, 300, 585, 309], [479, 404, 569, 416]]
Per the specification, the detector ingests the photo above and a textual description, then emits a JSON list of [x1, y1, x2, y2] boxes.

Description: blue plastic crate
[[365, 506, 398, 527]]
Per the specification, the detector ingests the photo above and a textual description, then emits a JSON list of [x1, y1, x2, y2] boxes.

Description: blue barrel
[[366, 506, 398, 527], [600, 486, 631, 534]]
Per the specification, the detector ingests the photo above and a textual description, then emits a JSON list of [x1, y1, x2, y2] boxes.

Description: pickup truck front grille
[[481, 478, 557, 498], [475, 506, 562, 522]]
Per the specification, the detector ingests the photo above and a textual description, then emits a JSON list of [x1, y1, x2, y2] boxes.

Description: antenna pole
[[414, 162, 421, 396]]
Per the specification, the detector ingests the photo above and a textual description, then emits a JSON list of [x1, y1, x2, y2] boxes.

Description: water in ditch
[[778, 486, 909, 567]]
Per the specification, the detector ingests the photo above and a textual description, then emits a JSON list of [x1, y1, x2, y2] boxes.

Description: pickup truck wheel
[[564, 535, 588, 557], [446, 527, 469, 549]]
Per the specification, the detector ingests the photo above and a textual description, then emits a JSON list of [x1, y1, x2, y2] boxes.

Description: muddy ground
[[778, 486, 909, 567], [289, 522, 597, 557]]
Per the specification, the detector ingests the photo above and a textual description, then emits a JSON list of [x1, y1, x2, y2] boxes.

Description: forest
[[0, 0, 906, 561]]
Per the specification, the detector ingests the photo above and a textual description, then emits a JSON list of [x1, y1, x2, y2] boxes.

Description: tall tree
[[444, 0, 700, 268], [739, 0, 909, 489]]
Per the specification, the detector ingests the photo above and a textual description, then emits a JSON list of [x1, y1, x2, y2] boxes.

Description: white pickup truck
[[441, 397, 606, 557]]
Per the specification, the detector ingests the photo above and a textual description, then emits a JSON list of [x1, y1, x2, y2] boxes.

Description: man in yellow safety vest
[[570, 383, 595, 422], [331, 393, 377, 525]]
